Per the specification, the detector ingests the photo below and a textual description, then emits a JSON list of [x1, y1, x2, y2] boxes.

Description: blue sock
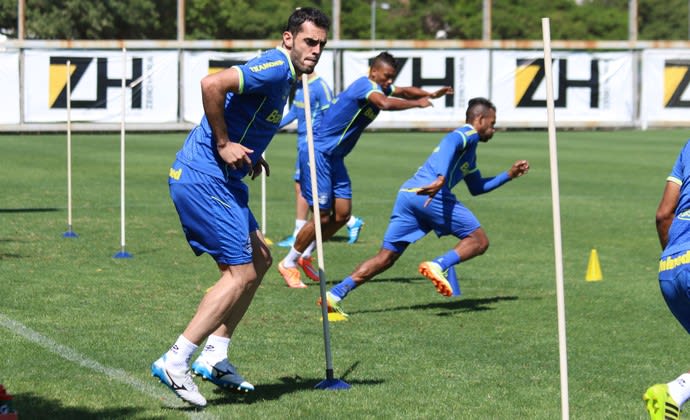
[[434, 249, 461, 271], [330, 276, 357, 299]]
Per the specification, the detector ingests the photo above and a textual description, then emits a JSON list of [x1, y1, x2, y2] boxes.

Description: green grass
[[1, 128, 689, 419]]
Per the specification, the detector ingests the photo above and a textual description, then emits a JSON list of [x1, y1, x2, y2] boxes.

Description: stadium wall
[[1, 39, 689, 131]]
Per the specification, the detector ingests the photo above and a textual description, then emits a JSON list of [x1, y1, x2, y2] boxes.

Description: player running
[[320, 97, 530, 318], [278, 51, 453, 288]]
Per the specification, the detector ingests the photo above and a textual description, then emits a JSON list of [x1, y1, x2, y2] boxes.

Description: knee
[[471, 230, 490, 255]]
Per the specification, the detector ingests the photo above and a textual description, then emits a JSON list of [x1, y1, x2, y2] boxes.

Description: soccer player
[[150, 8, 329, 407], [276, 73, 365, 249], [644, 139, 690, 420], [320, 98, 530, 318], [278, 51, 453, 288]]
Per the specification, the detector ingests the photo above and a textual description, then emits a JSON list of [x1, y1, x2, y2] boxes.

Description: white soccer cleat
[[192, 357, 255, 393], [151, 355, 207, 407]]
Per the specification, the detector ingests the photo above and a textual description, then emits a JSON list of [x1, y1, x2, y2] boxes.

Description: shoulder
[[240, 48, 294, 81]]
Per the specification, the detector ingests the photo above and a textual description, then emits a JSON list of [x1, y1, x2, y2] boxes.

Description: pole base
[[113, 251, 133, 259], [314, 378, 351, 390], [62, 231, 79, 238]]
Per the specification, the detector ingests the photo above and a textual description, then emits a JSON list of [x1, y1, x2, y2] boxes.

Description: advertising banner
[[641, 49, 690, 128], [492, 51, 634, 127], [24, 50, 178, 123]]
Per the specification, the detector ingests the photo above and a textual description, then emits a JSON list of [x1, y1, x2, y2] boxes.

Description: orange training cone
[[585, 248, 603, 282]]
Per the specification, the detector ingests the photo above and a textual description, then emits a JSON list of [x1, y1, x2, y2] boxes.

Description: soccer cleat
[[418, 261, 453, 297], [644, 383, 681, 420], [347, 217, 365, 244], [276, 234, 296, 248], [297, 256, 320, 282], [151, 355, 207, 407], [278, 260, 307, 288], [317, 291, 349, 319], [192, 357, 255, 393]]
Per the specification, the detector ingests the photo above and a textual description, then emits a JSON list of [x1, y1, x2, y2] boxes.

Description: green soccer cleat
[[318, 291, 349, 319], [418, 261, 453, 297], [644, 383, 680, 420]]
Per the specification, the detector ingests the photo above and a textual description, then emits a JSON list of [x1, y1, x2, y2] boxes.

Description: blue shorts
[[658, 250, 690, 333], [382, 189, 481, 254], [298, 149, 351, 210], [168, 161, 258, 266]]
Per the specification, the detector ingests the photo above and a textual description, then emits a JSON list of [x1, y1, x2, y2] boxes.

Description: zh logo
[[515, 58, 599, 108], [49, 56, 142, 109], [664, 60, 690, 108]]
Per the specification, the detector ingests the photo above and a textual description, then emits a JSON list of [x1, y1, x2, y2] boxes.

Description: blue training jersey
[[314, 76, 394, 157], [279, 76, 333, 150], [175, 47, 295, 181], [662, 139, 690, 258], [401, 124, 480, 193]]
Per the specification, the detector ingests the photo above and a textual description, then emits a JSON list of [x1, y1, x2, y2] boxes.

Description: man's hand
[[429, 86, 454, 99], [250, 156, 270, 180], [216, 141, 253, 170], [508, 160, 530, 178], [416, 175, 445, 207]]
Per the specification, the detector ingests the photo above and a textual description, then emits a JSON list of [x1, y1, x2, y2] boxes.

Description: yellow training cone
[[585, 248, 603, 282]]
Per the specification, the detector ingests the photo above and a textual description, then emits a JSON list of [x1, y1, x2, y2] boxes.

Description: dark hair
[[465, 97, 496, 122], [372, 51, 396, 69], [286, 7, 330, 35]]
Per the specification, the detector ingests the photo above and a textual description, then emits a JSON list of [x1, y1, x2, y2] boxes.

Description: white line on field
[[0, 313, 217, 419]]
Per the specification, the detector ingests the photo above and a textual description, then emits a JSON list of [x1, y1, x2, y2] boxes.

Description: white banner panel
[[641, 49, 690, 127], [492, 51, 634, 127], [343, 50, 490, 128], [24, 50, 178, 123], [182, 50, 334, 124], [0, 52, 20, 124]]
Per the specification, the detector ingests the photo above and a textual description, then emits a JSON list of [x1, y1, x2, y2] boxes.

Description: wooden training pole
[[542, 17, 569, 419]]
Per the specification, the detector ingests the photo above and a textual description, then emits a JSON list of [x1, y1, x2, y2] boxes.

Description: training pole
[[542, 17, 569, 419], [63, 59, 78, 238], [114, 48, 132, 258], [302, 74, 350, 391]]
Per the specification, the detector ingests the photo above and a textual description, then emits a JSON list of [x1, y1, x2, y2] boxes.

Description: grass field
[[1, 128, 690, 419]]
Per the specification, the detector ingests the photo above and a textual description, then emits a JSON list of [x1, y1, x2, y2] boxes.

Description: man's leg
[[279, 198, 351, 285], [192, 230, 271, 392]]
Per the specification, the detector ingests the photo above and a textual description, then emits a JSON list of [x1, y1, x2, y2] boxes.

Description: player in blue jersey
[[318, 98, 529, 318], [150, 8, 329, 407], [278, 51, 453, 288], [644, 139, 690, 420], [276, 73, 365, 251]]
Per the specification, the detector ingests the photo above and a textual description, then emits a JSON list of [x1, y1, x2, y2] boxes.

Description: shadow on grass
[[14, 392, 158, 419], [0, 207, 59, 213], [207, 363, 382, 405], [354, 295, 519, 316]]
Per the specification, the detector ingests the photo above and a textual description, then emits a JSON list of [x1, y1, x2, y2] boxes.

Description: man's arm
[[657, 181, 680, 249], [392, 86, 453, 100], [464, 160, 530, 196], [200, 67, 253, 170], [367, 90, 432, 111]]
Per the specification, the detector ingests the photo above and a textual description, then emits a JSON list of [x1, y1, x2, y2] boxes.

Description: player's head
[[466, 97, 496, 142], [282, 7, 330, 76], [369, 51, 397, 90]]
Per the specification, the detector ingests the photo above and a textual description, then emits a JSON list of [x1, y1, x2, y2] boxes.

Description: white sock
[[283, 247, 302, 268], [346, 216, 357, 228], [668, 373, 690, 406], [166, 335, 198, 371], [200, 335, 230, 364], [292, 219, 307, 237], [302, 241, 316, 259]]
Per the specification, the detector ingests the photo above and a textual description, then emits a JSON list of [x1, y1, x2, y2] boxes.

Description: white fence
[[2, 39, 690, 131]]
